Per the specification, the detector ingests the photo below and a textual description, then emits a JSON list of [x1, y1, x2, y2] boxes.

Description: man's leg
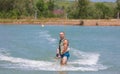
[[61, 56, 67, 66]]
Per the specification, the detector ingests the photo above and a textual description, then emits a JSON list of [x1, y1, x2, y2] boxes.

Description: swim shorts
[[61, 51, 70, 59]]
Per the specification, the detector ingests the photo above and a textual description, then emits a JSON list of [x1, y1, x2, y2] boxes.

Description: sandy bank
[[0, 19, 120, 26]]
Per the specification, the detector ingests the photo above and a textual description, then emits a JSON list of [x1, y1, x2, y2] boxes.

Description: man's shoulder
[[63, 39, 69, 46]]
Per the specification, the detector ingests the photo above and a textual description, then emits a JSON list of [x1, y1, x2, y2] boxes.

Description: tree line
[[0, 0, 120, 19]]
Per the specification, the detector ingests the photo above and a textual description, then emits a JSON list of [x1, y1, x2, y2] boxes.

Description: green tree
[[116, 0, 120, 19], [36, 0, 55, 18], [36, 0, 44, 12], [0, 0, 35, 18], [14, 0, 34, 18], [46, 0, 55, 17], [0, 0, 20, 18], [48, 0, 54, 11], [0, 0, 15, 12], [95, 3, 113, 19], [116, 0, 120, 11], [67, 6, 79, 19], [77, 0, 90, 19], [36, 0, 45, 18]]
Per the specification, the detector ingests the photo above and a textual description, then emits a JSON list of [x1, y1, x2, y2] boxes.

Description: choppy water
[[0, 25, 120, 74]]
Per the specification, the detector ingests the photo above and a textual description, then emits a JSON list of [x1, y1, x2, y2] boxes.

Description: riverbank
[[0, 19, 120, 26]]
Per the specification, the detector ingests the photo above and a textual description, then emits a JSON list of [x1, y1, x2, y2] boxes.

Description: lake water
[[0, 25, 120, 74]]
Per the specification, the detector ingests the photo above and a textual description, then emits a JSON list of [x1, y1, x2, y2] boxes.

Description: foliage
[[0, 0, 118, 19], [0, 0, 15, 12], [77, 0, 90, 19], [95, 3, 113, 19], [116, 0, 120, 11]]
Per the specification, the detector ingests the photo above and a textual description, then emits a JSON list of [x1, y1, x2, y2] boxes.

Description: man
[[56, 32, 70, 65]]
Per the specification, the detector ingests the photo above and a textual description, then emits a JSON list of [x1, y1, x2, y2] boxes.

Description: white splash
[[70, 48, 100, 65], [0, 48, 107, 71]]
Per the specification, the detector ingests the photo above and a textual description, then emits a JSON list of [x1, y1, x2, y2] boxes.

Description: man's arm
[[61, 39, 68, 54]]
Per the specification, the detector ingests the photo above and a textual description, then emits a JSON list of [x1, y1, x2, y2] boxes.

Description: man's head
[[59, 32, 65, 40]]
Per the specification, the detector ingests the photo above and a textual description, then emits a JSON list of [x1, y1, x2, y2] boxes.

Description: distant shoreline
[[0, 19, 120, 26]]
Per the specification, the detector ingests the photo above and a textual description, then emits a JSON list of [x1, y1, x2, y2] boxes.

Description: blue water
[[0, 25, 120, 74]]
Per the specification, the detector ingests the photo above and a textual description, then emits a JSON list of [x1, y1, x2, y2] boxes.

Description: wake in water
[[0, 48, 107, 71], [38, 30, 57, 44]]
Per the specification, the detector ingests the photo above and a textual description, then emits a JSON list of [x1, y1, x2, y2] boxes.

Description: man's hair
[[59, 32, 65, 35]]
